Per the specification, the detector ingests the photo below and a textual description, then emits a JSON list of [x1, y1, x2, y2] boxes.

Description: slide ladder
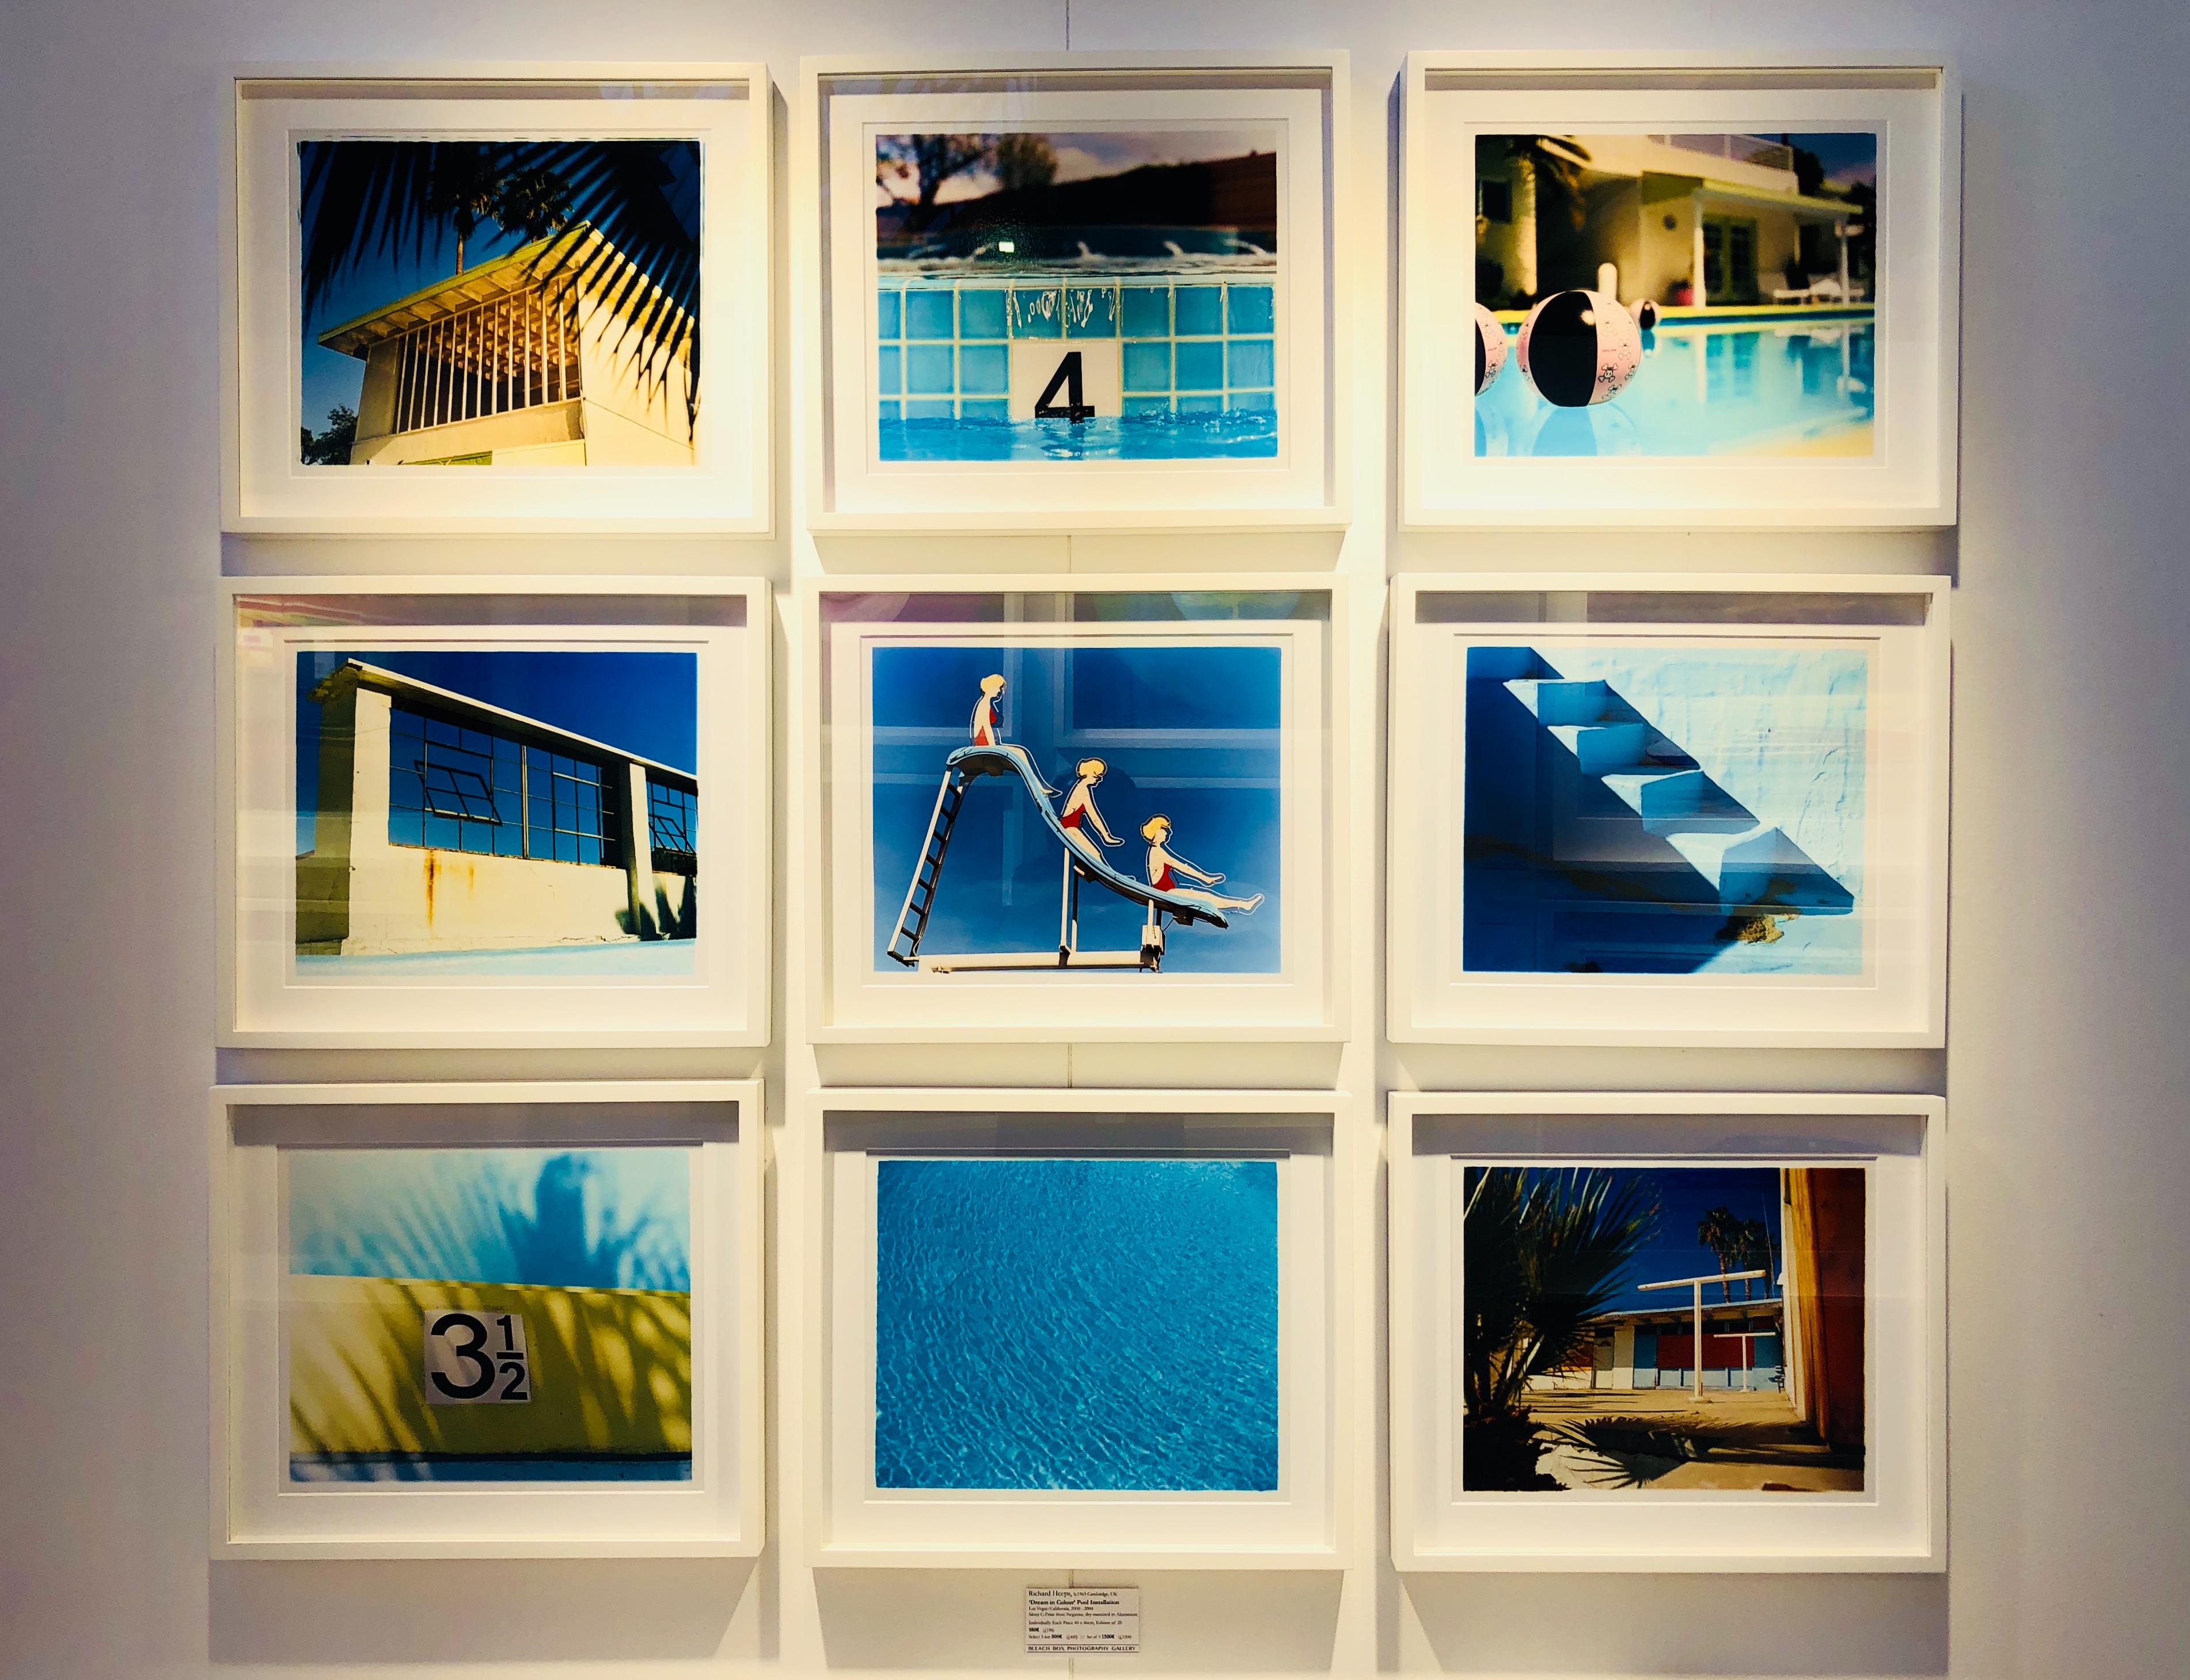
[[885, 768, 969, 966]]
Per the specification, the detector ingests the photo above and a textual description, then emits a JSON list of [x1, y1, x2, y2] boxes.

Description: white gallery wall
[[1, 1, 2185, 1677]]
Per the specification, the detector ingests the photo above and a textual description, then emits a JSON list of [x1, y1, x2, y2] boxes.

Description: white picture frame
[[1398, 52, 1960, 528], [219, 575, 771, 1048], [1388, 1091, 1946, 1573], [1387, 574, 1949, 1046], [796, 52, 1349, 533], [794, 573, 1348, 1043], [224, 65, 772, 534], [210, 1079, 768, 1559], [790, 1086, 1362, 1569]]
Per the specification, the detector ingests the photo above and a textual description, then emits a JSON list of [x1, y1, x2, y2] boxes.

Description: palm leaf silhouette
[[298, 139, 702, 414]]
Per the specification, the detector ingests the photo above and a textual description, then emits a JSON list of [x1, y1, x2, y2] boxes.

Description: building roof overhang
[[1586, 1298, 1786, 1328], [315, 226, 609, 359], [314, 658, 698, 787]]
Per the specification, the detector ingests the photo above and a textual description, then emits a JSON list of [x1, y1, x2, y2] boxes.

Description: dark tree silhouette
[[876, 133, 994, 230], [300, 404, 357, 466]]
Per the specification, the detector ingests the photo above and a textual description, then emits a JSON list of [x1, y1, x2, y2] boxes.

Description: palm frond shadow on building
[[299, 140, 702, 414]]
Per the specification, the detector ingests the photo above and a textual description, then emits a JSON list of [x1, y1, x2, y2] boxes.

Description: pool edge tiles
[[876, 278, 1280, 462], [872, 1156, 1281, 1495]]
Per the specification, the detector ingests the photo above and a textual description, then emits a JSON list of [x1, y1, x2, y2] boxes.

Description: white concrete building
[[297, 661, 698, 956], [317, 225, 696, 467], [1477, 133, 1866, 310]]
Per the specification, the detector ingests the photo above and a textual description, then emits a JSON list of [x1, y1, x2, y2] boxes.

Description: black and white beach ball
[[1631, 298, 1660, 332], [1516, 289, 1644, 408], [1472, 301, 1509, 395]]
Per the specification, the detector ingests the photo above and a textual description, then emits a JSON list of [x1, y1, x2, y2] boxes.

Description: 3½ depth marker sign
[[1024, 1586, 1140, 1656]]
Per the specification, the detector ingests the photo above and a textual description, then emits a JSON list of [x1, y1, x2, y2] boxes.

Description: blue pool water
[[874, 1157, 1280, 1492], [882, 409, 1277, 462], [1475, 317, 1874, 457]]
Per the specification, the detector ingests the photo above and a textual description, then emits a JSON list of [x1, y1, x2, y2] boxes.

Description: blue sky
[[875, 128, 1277, 209], [1782, 132, 1879, 189], [294, 649, 697, 853], [1466, 1165, 1787, 1315], [868, 642, 1284, 973], [297, 139, 701, 432], [287, 1146, 692, 1292]]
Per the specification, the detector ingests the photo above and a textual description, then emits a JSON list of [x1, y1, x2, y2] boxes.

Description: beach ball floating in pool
[[1472, 301, 1508, 395], [1631, 298, 1660, 331], [1517, 289, 1642, 407]]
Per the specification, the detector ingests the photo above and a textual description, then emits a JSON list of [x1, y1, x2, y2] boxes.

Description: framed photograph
[[1388, 575, 1948, 1046], [791, 1087, 1360, 1568], [1399, 53, 1960, 526], [225, 67, 771, 532], [798, 53, 1348, 531], [219, 577, 769, 1048], [796, 575, 1346, 1042], [211, 1080, 766, 1558], [1388, 1092, 1945, 1572]]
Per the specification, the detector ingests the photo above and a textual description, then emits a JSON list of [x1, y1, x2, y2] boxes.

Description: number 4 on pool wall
[[423, 1307, 534, 1404], [1034, 351, 1095, 422]]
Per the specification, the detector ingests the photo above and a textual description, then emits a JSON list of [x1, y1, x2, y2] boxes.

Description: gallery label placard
[[1024, 1586, 1140, 1655]]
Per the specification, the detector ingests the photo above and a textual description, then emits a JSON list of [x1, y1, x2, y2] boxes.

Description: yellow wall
[[286, 1272, 692, 1462], [350, 398, 586, 466]]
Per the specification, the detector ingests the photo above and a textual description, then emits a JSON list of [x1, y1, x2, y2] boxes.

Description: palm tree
[[423, 144, 506, 274], [299, 138, 701, 410], [1697, 1205, 1748, 1301], [491, 163, 576, 245], [1476, 135, 1593, 302], [1463, 1166, 1660, 1421]]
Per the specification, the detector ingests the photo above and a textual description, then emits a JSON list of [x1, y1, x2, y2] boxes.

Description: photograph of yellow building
[[297, 139, 701, 468], [293, 649, 700, 973]]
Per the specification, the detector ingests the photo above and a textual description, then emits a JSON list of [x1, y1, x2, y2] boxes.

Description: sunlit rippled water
[[875, 1156, 1280, 1492]]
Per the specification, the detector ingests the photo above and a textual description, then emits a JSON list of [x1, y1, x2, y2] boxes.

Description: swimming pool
[[875, 274, 1281, 462], [1475, 314, 1874, 458], [874, 1156, 1280, 1492]]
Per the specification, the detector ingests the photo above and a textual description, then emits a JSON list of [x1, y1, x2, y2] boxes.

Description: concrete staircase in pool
[[1504, 676, 1844, 913]]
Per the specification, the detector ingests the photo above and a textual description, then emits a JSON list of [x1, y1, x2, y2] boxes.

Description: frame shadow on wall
[[813, 1569, 1345, 1670], [207, 1556, 761, 1664], [1386, 1572, 1948, 1675]]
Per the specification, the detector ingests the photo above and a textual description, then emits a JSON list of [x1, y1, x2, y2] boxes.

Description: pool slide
[[887, 744, 1235, 971]]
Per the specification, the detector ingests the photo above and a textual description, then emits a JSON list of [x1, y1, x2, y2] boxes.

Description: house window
[[388, 706, 621, 867], [1701, 217, 1760, 304], [1478, 177, 1513, 223], [388, 280, 583, 437], [647, 780, 699, 876]]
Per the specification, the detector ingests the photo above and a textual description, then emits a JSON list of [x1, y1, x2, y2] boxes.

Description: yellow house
[[316, 225, 696, 467], [1477, 134, 1866, 310]]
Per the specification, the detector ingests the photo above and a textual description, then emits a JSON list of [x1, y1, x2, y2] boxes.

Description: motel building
[[316, 225, 696, 468], [1476, 133, 1868, 311], [1531, 1298, 1789, 1394], [297, 661, 698, 957], [1521, 1167, 1868, 1470]]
